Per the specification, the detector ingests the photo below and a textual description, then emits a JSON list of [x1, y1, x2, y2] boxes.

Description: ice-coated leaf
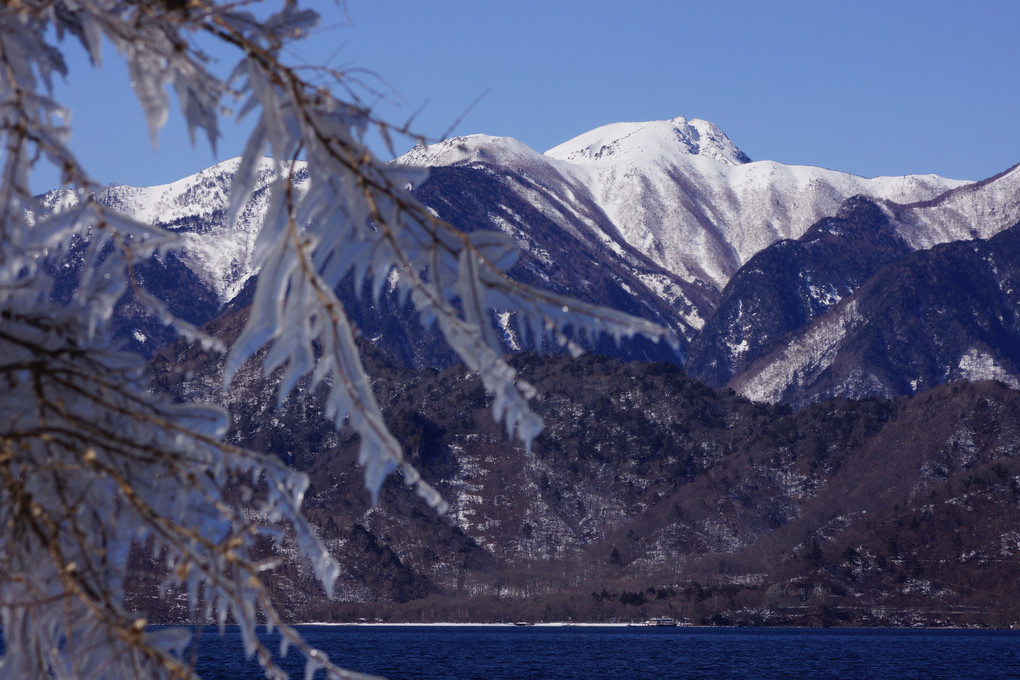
[[227, 107, 269, 229], [144, 627, 192, 658], [264, 6, 320, 40], [456, 247, 503, 351], [174, 73, 221, 152], [22, 202, 88, 251], [126, 47, 170, 149], [468, 230, 521, 272], [78, 11, 104, 66], [224, 240, 296, 386], [304, 655, 324, 680]]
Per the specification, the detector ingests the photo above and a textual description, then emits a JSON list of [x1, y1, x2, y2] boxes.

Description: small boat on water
[[644, 617, 678, 627]]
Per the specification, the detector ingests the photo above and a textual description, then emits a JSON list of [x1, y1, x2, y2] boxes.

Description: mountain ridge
[[400, 117, 971, 296], [43, 116, 1020, 404], [731, 218, 1020, 406]]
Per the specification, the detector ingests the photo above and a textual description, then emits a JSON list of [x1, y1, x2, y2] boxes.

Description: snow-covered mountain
[[412, 119, 969, 271], [81, 122, 1020, 624], [43, 157, 290, 304], [49, 116, 1020, 403], [399, 117, 1020, 402], [399, 117, 981, 335]]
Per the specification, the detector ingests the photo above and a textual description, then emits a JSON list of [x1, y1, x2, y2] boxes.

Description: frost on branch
[[1, 1, 675, 679]]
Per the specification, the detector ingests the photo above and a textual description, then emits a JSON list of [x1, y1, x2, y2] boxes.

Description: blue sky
[[36, 0, 1018, 192]]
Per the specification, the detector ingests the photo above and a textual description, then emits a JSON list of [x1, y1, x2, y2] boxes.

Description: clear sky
[[34, 0, 1019, 193]]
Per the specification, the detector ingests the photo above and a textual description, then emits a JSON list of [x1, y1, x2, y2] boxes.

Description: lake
[[187, 624, 1020, 679]]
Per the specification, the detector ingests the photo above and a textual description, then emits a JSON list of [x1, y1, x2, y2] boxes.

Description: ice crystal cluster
[[0, 1, 670, 678]]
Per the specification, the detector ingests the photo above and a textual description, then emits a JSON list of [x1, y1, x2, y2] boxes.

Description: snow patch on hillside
[[735, 299, 865, 404], [956, 348, 1020, 389]]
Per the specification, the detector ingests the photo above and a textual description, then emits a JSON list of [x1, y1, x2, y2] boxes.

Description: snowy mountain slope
[[685, 197, 913, 387], [401, 131, 719, 338], [731, 219, 1020, 406], [544, 116, 751, 166], [401, 117, 970, 315], [43, 157, 294, 304], [410, 164, 707, 360], [544, 118, 976, 289], [543, 117, 948, 288], [890, 162, 1020, 250]]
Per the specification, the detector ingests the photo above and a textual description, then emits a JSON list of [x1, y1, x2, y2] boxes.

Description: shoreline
[[291, 623, 632, 632], [288, 621, 1007, 631]]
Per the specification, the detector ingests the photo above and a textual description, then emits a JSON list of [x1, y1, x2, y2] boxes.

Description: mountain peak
[[396, 134, 545, 169], [545, 116, 751, 166]]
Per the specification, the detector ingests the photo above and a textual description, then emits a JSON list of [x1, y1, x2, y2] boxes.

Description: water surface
[[189, 625, 1020, 679]]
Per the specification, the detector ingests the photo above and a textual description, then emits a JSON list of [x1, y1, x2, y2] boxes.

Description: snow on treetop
[[544, 116, 751, 167]]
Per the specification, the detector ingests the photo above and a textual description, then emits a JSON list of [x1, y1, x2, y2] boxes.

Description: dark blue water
[[186, 625, 1020, 679]]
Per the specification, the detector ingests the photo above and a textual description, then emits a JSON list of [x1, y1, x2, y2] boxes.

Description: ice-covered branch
[[0, 1, 676, 678]]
